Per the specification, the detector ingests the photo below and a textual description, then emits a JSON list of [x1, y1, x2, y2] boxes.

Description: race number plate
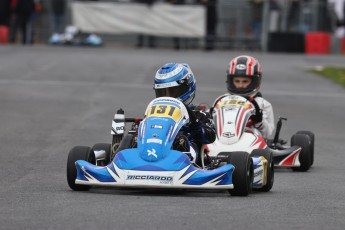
[[146, 104, 182, 122], [218, 99, 250, 109]]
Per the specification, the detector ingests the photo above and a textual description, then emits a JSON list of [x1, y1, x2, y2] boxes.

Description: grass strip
[[310, 66, 345, 88]]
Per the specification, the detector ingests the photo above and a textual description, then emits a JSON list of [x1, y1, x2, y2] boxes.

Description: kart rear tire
[[227, 152, 253, 196], [291, 134, 312, 172], [67, 146, 94, 191], [296, 131, 314, 166], [91, 143, 111, 165], [251, 149, 274, 192]]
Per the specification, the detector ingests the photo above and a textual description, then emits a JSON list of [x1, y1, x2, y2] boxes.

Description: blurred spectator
[[197, 0, 217, 50], [328, 0, 345, 37], [10, 0, 35, 44], [166, 0, 185, 50], [269, 0, 281, 33], [28, 0, 42, 44], [287, 0, 300, 31], [341, 0, 345, 34], [0, 0, 11, 26], [51, 0, 66, 34], [133, 0, 156, 48], [318, 0, 335, 32], [249, 0, 263, 50]]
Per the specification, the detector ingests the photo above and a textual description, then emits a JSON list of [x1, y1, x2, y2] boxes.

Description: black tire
[[67, 146, 94, 191], [291, 134, 312, 172], [251, 149, 274, 192], [91, 143, 111, 165], [227, 152, 253, 196], [296, 131, 314, 166]]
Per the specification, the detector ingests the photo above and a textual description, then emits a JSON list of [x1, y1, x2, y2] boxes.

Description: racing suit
[[213, 93, 275, 139], [173, 105, 216, 164], [252, 96, 275, 139]]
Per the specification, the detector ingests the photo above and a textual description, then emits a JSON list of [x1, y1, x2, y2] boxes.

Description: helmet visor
[[155, 84, 189, 99], [227, 74, 260, 96]]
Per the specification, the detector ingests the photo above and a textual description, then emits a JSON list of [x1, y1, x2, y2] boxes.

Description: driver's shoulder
[[254, 96, 273, 108]]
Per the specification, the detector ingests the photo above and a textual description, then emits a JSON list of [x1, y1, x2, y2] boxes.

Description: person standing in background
[[343, 0, 345, 27], [51, 0, 66, 34], [10, 0, 35, 44], [198, 0, 217, 50], [0, 0, 11, 26], [166, 0, 185, 50], [133, 0, 156, 48], [28, 0, 42, 44], [328, 0, 345, 38], [249, 0, 263, 50]]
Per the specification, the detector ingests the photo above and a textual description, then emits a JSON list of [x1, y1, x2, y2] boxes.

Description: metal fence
[[216, 0, 336, 50], [30, 0, 338, 50]]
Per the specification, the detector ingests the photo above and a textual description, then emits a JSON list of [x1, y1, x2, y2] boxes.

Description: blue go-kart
[[67, 97, 253, 196]]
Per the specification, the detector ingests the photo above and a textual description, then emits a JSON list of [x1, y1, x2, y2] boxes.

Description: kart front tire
[[67, 146, 94, 191], [227, 152, 253, 196], [251, 149, 274, 192], [291, 134, 312, 172], [296, 131, 314, 166]]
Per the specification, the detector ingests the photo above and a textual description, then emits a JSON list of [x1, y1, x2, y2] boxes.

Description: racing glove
[[247, 97, 263, 124], [190, 111, 209, 129], [189, 111, 216, 144], [189, 117, 203, 133]]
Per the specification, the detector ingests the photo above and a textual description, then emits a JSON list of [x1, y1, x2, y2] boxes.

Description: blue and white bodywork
[[74, 97, 235, 189]]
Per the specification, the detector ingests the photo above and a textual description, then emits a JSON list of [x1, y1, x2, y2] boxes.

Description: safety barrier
[[0, 26, 9, 44], [305, 32, 331, 54]]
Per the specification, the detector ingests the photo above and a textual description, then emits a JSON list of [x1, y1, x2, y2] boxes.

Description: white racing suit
[[251, 96, 275, 139]]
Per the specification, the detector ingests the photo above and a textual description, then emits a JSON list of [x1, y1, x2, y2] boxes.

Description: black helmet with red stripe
[[226, 55, 262, 96]]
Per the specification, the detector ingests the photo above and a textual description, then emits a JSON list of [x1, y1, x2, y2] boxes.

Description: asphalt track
[[0, 45, 344, 230]]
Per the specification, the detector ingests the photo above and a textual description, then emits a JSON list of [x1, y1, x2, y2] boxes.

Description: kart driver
[[214, 55, 275, 139], [154, 63, 216, 165]]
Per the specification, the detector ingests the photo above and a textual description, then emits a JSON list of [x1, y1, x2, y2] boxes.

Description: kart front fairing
[[203, 95, 268, 188], [74, 97, 235, 189], [208, 95, 266, 153], [207, 95, 303, 169]]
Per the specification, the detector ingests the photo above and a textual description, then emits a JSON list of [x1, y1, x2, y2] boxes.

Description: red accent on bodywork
[[251, 134, 267, 149], [236, 108, 246, 136], [279, 148, 301, 166], [236, 104, 253, 135]]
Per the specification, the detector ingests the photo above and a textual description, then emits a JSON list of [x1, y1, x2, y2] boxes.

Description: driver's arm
[[190, 110, 216, 144], [254, 98, 275, 139]]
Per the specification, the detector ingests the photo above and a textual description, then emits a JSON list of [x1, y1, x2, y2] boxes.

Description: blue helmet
[[154, 63, 196, 105]]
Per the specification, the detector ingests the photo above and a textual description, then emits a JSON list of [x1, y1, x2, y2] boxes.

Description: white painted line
[[0, 79, 344, 98]]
